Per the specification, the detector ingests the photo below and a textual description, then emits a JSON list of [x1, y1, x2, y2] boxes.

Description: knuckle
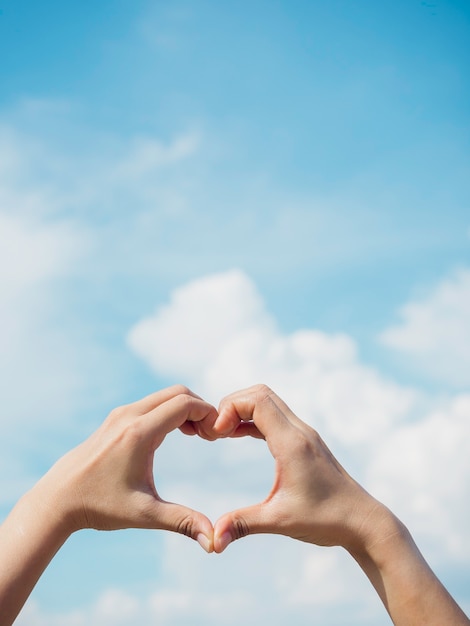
[[254, 384, 274, 402], [176, 514, 195, 538], [169, 384, 193, 398], [104, 418, 144, 450], [104, 404, 145, 442], [122, 418, 143, 443], [289, 429, 315, 457], [172, 393, 195, 414], [108, 404, 128, 421], [232, 516, 250, 540]]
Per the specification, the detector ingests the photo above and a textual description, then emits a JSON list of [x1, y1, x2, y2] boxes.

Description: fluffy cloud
[[16, 590, 142, 626], [368, 393, 470, 561], [0, 210, 91, 513], [0, 209, 88, 428], [16, 587, 262, 626], [125, 269, 469, 623], [128, 269, 415, 450], [0, 129, 92, 506], [380, 267, 470, 387]]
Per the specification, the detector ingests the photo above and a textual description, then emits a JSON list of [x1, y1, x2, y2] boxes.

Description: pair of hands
[[40, 384, 380, 555], [10, 384, 468, 626], [5, 384, 468, 626]]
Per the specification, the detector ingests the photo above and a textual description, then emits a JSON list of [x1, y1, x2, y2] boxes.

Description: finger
[[190, 409, 221, 441], [178, 420, 219, 441], [213, 502, 277, 553], [178, 421, 198, 436], [225, 422, 265, 439], [151, 500, 215, 553], [188, 419, 264, 440], [130, 385, 203, 416], [211, 403, 241, 436], [144, 394, 218, 441], [217, 385, 302, 453]]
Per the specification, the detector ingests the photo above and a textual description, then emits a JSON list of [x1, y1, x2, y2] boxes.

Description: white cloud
[[380, 267, 470, 387], [16, 590, 143, 626], [0, 130, 93, 506], [368, 393, 470, 561], [128, 270, 272, 383], [125, 269, 469, 624], [16, 587, 257, 626], [0, 212, 83, 301], [0, 211, 91, 513], [128, 269, 415, 449], [0, 209, 88, 429]]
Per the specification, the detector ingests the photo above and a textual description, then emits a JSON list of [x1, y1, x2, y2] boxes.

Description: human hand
[[200, 385, 470, 626], [35, 385, 217, 551], [209, 384, 384, 554], [0, 385, 220, 626]]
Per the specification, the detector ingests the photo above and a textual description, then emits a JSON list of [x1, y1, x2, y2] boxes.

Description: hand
[[209, 384, 382, 553], [206, 385, 470, 626], [35, 385, 217, 550]]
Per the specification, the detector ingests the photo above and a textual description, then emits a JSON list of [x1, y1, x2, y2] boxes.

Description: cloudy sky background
[[1, 0, 469, 624]]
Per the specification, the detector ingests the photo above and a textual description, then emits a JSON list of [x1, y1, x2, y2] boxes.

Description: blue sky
[[1, 1, 469, 624]]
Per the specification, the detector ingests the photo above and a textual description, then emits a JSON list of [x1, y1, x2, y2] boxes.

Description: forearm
[[0, 484, 72, 626], [348, 507, 469, 626]]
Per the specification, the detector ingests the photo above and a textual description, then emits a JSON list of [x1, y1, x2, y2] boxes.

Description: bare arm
[[0, 385, 217, 626], [349, 511, 467, 625], [209, 384, 469, 626]]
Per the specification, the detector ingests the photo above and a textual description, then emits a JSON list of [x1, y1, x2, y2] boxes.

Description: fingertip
[[197, 532, 214, 554], [230, 422, 265, 439], [214, 530, 233, 553], [196, 514, 215, 544], [159, 503, 215, 551], [212, 407, 238, 437], [212, 420, 232, 437], [213, 514, 234, 553]]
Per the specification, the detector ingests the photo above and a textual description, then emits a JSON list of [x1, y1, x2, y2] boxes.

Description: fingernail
[[217, 531, 232, 553], [197, 533, 212, 554], [213, 417, 232, 437]]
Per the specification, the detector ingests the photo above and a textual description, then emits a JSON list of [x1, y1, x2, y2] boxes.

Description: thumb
[[213, 502, 275, 553], [156, 501, 215, 553]]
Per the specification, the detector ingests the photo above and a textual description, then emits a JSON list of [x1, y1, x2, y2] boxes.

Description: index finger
[[128, 384, 203, 416], [144, 393, 218, 442], [216, 384, 305, 447]]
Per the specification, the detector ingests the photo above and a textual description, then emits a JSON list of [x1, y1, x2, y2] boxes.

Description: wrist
[[346, 498, 406, 561], [343, 500, 470, 625], [20, 492, 74, 543], [21, 469, 81, 539]]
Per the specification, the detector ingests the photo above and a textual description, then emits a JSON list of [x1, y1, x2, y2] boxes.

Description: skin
[[0, 385, 217, 626], [206, 384, 469, 626], [0, 383, 468, 625]]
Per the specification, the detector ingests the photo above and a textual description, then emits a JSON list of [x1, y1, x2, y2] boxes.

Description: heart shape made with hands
[[80, 385, 354, 555], [100, 384, 373, 558], [151, 385, 303, 554]]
